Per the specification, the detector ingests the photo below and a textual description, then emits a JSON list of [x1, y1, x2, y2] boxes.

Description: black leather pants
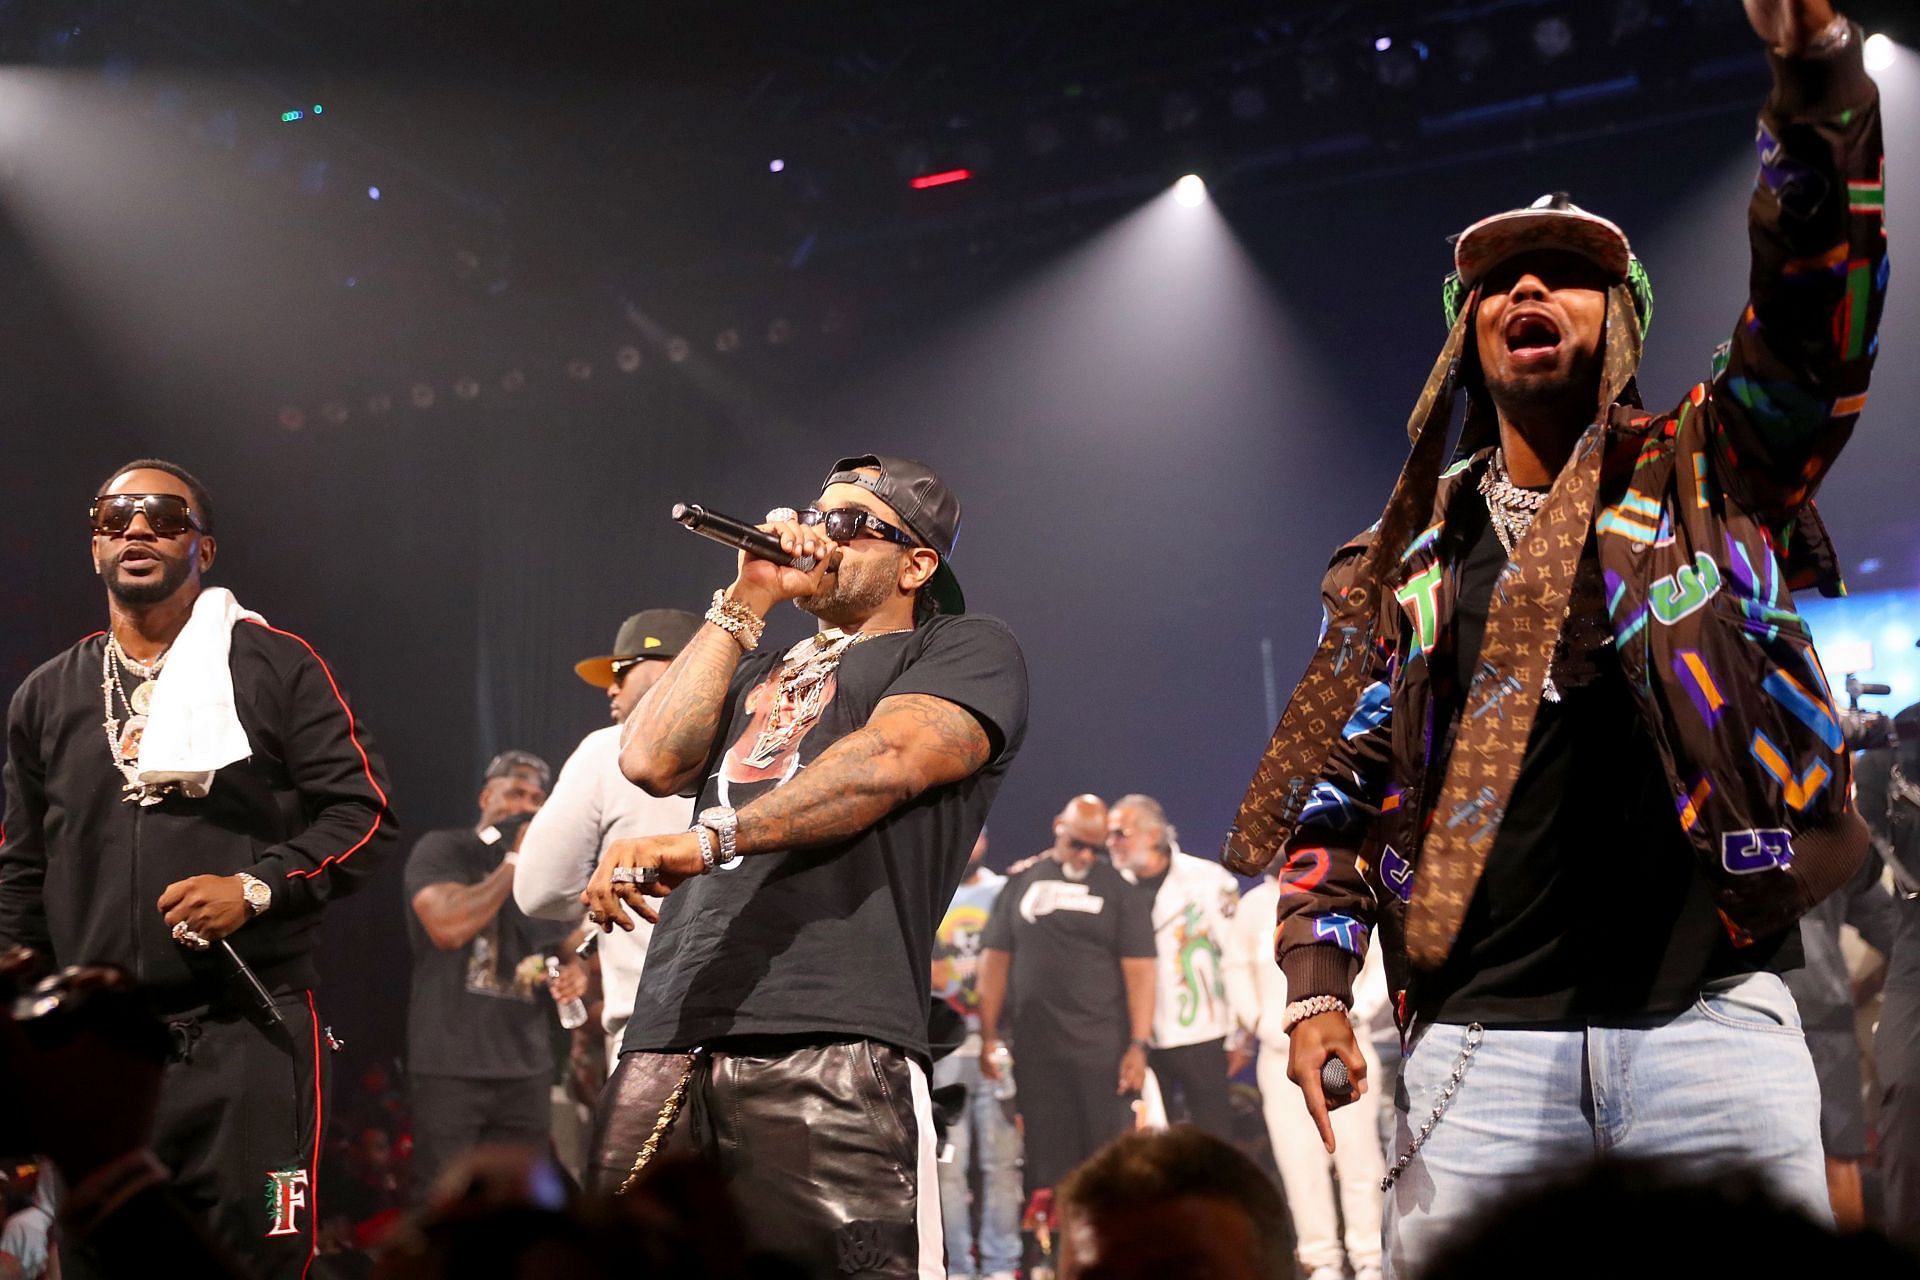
[[589, 1037, 938, 1278]]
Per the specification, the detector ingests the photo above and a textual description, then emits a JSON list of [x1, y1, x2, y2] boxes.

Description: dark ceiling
[[12, 0, 1912, 421]]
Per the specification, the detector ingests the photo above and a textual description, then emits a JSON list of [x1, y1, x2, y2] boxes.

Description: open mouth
[[1504, 311, 1562, 364], [116, 548, 161, 571]]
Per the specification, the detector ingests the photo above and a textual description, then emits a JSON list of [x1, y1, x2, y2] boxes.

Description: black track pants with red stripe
[[62, 992, 330, 1280]]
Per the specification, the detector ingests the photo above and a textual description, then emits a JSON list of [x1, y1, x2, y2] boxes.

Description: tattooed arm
[[732, 693, 991, 853], [585, 692, 994, 927], [618, 623, 749, 796], [621, 512, 845, 796]]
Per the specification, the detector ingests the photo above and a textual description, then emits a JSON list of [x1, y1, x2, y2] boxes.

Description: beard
[[1482, 346, 1602, 425], [105, 551, 193, 606], [795, 548, 901, 628]]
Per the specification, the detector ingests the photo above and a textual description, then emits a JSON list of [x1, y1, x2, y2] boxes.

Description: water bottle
[[545, 957, 589, 1030], [988, 1042, 1016, 1101]]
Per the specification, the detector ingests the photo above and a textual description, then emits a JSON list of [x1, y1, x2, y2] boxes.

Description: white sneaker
[[982, 1273, 1018, 1280], [1307, 1268, 1344, 1280], [1355, 1266, 1384, 1280]]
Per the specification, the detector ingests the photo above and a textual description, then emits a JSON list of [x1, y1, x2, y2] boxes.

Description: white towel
[[135, 587, 262, 797]]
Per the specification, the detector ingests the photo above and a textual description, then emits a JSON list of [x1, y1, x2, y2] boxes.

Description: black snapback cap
[[823, 454, 966, 616]]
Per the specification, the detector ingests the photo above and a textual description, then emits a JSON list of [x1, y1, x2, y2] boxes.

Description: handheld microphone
[[672, 503, 818, 571], [1321, 1056, 1353, 1102], [219, 940, 288, 1029]]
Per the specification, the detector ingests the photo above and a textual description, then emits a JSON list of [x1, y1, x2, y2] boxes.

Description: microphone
[[1321, 1056, 1353, 1102], [219, 940, 288, 1029], [672, 503, 817, 571]]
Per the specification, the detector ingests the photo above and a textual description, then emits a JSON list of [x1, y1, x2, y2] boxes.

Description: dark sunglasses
[[1067, 838, 1106, 855], [609, 656, 661, 681], [89, 494, 205, 538], [799, 506, 919, 549]]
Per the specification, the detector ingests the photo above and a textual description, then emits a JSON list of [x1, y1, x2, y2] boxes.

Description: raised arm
[[619, 625, 749, 796], [1707, 7, 1884, 522], [407, 831, 514, 952], [621, 515, 846, 795], [412, 862, 516, 952]]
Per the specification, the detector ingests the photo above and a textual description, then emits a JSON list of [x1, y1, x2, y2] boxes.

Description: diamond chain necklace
[[1477, 451, 1549, 558]]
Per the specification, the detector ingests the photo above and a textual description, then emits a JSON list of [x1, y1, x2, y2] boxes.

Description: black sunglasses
[[89, 494, 205, 538], [609, 656, 662, 681], [799, 506, 919, 549]]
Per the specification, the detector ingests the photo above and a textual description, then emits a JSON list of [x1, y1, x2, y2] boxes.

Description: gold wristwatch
[[237, 872, 272, 917]]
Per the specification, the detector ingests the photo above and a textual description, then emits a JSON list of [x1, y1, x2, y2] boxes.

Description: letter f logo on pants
[[265, 1168, 310, 1237]]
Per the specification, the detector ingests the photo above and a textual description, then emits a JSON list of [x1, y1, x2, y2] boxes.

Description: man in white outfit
[[1226, 870, 1386, 1280], [1106, 795, 1241, 1140], [513, 609, 701, 1065]]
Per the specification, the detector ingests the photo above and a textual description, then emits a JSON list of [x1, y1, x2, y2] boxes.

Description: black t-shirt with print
[[623, 615, 1030, 1062], [982, 857, 1156, 1060], [404, 827, 572, 1079], [1418, 501, 1795, 1026]]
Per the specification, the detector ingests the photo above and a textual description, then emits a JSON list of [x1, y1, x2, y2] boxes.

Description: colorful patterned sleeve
[[1705, 29, 1885, 524], [1269, 548, 1398, 1009]]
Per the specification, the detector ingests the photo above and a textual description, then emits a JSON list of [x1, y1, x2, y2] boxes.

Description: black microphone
[[671, 503, 817, 571], [1321, 1056, 1353, 1102], [219, 940, 288, 1029]]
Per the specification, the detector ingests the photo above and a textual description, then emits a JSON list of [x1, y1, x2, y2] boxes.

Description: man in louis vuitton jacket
[[1221, 4, 1886, 1273]]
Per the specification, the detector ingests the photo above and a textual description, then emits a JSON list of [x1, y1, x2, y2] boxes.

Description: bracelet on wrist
[[692, 825, 719, 873], [1281, 995, 1349, 1034], [706, 590, 767, 652], [1793, 13, 1851, 57]]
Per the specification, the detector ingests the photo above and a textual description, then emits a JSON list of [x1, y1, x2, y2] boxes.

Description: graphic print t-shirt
[[404, 827, 571, 1079], [623, 615, 1030, 1061], [934, 870, 1008, 1045], [983, 857, 1156, 1060]]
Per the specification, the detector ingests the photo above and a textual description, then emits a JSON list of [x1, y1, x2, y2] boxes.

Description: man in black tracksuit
[[0, 459, 396, 1278]]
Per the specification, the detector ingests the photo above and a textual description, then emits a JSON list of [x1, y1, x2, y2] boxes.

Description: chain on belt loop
[[1381, 1022, 1482, 1192], [618, 1048, 705, 1195]]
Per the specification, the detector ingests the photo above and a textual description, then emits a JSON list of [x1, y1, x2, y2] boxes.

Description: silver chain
[[1477, 452, 1548, 559], [1381, 1022, 1483, 1192]]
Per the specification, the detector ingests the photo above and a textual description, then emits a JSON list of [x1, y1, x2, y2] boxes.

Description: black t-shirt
[[983, 856, 1156, 1059], [404, 827, 570, 1079], [623, 615, 1030, 1061], [1418, 499, 1795, 1026]]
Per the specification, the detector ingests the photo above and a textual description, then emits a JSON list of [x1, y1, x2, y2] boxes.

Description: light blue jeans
[[1384, 971, 1829, 1279], [933, 1051, 1023, 1276]]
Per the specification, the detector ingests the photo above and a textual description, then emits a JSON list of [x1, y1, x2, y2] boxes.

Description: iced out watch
[[237, 872, 272, 917], [696, 805, 738, 870]]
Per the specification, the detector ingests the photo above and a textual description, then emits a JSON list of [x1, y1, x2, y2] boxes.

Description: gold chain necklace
[[101, 635, 175, 803]]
